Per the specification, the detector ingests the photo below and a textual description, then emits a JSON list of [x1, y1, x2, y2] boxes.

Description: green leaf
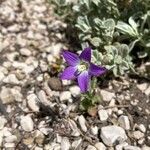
[[92, 0, 100, 6], [90, 37, 102, 47], [116, 21, 138, 37], [128, 17, 138, 33]]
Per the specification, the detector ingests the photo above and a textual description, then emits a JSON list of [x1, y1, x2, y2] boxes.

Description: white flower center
[[77, 61, 89, 74], [77, 64, 86, 72]]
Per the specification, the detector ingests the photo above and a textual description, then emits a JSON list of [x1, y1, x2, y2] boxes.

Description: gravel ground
[[0, 0, 150, 150]]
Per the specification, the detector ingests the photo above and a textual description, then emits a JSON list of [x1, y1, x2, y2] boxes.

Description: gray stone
[[101, 125, 127, 146], [118, 115, 130, 130]]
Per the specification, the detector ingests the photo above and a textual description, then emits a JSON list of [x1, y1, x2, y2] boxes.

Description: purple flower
[[60, 47, 106, 92]]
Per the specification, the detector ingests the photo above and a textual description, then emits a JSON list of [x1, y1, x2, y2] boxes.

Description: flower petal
[[79, 47, 91, 62], [60, 66, 77, 80], [62, 50, 79, 66], [89, 63, 106, 76], [77, 71, 90, 93]]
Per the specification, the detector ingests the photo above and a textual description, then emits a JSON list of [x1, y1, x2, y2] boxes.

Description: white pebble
[[60, 91, 71, 102], [61, 137, 70, 150], [20, 115, 34, 132], [27, 94, 39, 112], [95, 142, 106, 150], [78, 115, 87, 132], [100, 90, 115, 102], [0, 116, 7, 129], [69, 86, 80, 97], [118, 115, 130, 130], [98, 109, 108, 121], [91, 126, 98, 135], [86, 145, 96, 150], [101, 125, 127, 146], [20, 48, 31, 56]]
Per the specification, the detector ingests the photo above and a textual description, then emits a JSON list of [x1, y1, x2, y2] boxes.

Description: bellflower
[[60, 47, 106, 92]]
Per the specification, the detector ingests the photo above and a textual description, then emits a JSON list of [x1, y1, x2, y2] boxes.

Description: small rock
[[0, 72, 5, 82], [101, 125, 127, 146], [69, 86, 80, 97], [20, 115, 34, 132], [50, 43, 62, 57], [142, 146, 150, 150], [35, 130, 45, 145], [118, 115, 130, 130], [124, 145, 141, 150], [20, 48, 31, 56], [0, 87, 15, 104], [98, 109, 108, 121], [0, 116, 7, 129], [4, 143, 15, 148], [5, 135, 17, 143], [60, 91, 71, 102], [38, 90, 49, 105], [23, 137, 34, 145], [72, 138, 82, 149], [27, 94, 39, 112], [0, 135, 2, 147], [3, 74, 20, 85], [69, 119, 80, 136], [95, 142, 106, 150], [145, 86, 150, 96], [116, 142, 128, 150], [48, 77, 62, 91], [137, 83, 148, 92], [78, 115, 87, 132], [11, 87, 23, 102], [91, 126, 98, 135], [61, 137, 70, 150], [34, 147, 43, 150], [101, 90, 115, 102], [87, 106, 97, 117], [86, 145, 96, 150], [138, 124, 146, 133], [133, 131, 144, 140]]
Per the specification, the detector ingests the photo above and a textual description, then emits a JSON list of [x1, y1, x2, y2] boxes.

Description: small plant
[[60, 47, 106, 109], [50, 0, 150, 77]]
